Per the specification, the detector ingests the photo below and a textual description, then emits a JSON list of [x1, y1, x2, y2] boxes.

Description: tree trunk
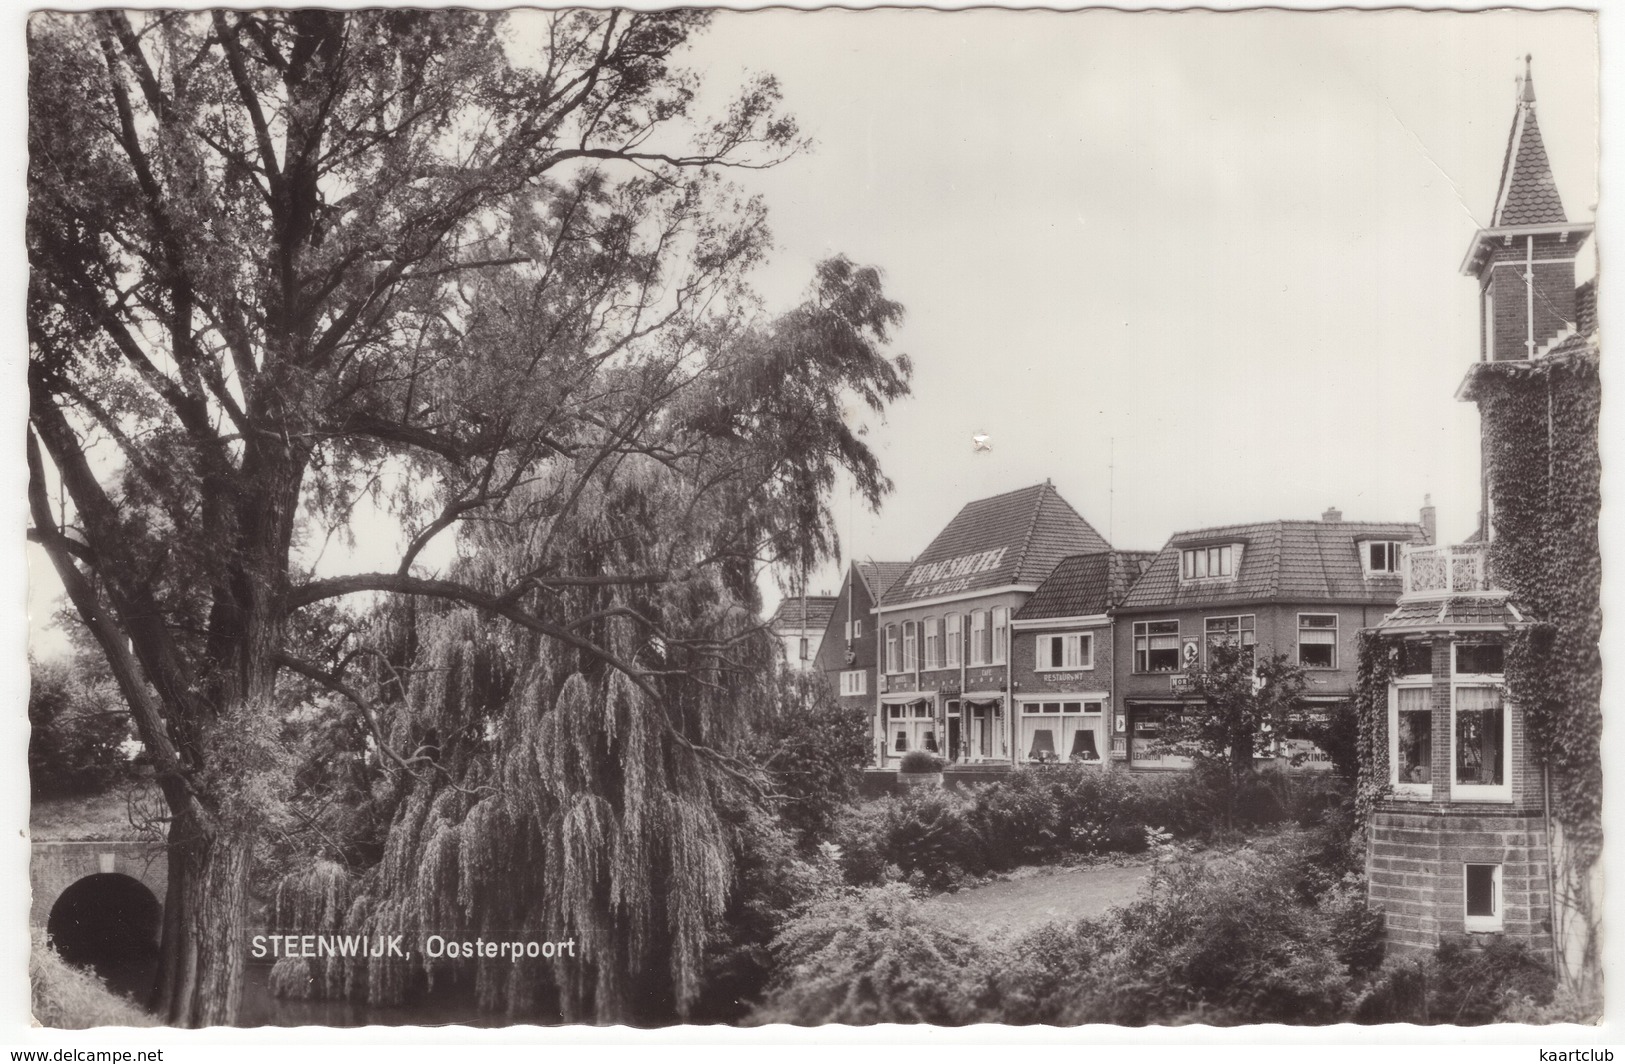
[[151, 810, 254, 1027]]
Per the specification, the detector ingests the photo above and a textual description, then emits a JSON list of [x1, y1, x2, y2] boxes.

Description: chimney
[[1420, 495, 1437, 545], [1322, 506, 1343, 523]]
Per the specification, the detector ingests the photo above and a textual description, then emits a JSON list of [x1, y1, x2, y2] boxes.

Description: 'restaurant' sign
[[896, 547, 1009, 599]]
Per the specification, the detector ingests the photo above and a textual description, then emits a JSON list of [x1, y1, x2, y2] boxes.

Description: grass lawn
[[30, 785, 165, 841], [922, 862, 1152, 938]]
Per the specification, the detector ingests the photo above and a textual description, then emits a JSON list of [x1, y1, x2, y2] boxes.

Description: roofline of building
[[1150, 519, 1426, 547], [874, 583, 1039, 614], [1110, 594, 1409, 615], [1460, 221, 1593, 275], [1010, 613, 1110, 630]]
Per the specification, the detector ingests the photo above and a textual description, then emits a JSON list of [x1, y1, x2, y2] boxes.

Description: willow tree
[[27, 9, 908, 1026]]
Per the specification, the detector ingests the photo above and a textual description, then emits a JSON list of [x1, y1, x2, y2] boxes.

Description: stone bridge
[[31, 838, 167, 961]]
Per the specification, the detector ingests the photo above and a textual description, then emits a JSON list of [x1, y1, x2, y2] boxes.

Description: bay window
[[1452, 684, 1508, 798]]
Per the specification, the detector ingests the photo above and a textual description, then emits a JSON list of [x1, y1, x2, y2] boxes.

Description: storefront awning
[[960, 691, 1005, 705], [878, 692, 935, 706]]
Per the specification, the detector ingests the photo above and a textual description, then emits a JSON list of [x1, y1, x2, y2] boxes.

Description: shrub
[[884, 788, 984, 889], [898, 750, 944, 774], [749, 885, 998, 1025], [1354, 938, 1556, 1025], [999, 917, 1109, 1024], [30, 929, 156, 1029], [29, 659, 136, 799], [1054, 840, 1357, 1025], [752, 676, 873, 849]]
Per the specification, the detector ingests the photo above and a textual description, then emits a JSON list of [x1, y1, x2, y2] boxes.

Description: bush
[[1052, 838, 1358, 1025], [30, 929, 156, 1029], [752, 676, 873, 849], [1355, 938, 1556, 1024], [883, 789, 985, 889], [898, 750, 944, 774], [749, 884, 997, 1025]]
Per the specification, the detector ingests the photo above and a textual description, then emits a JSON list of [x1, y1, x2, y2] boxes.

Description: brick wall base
[[1367, 805, 1554, 960]]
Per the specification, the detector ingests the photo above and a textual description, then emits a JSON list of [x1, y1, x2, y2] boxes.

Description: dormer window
[[1363, 540, 1407, 575], [1181, 544, 1238, 581]]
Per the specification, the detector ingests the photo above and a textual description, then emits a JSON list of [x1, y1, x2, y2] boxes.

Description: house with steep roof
[[1363, 58, 1597, 970], [870, 480, 1111, 769], [1111, 507, 1430, 769], [768, 593, 837, 671], [811, 559, 912, 708], [1007, 550, 1156, 765]]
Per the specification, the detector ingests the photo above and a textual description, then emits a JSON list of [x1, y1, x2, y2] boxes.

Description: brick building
[[1112, 510, 1428, 770], [870, 481, 1110, 770], [767, 593, 837, 671], [1364, 59, 1595, 962], [1008, 550, 1155, 764], [811, 559, 911, 706]]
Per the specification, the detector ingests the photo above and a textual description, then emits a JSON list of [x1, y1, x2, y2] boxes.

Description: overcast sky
[[17, 7, 1602, 650], [676, 9, 1600, 606]]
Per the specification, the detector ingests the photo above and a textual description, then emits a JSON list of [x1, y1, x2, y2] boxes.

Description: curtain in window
[[1395, 686, 1432, 784], [1455, 686, 1504, 786]]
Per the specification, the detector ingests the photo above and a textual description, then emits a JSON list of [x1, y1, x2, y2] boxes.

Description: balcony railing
[[1401, 542, 1496, 597]]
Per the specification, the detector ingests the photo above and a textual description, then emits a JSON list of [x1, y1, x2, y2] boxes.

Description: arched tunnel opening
[[46, 873, 162, 1001]]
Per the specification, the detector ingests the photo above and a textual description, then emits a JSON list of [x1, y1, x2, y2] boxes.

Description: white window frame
[[1298, 613, 1339, 669], [945, 613, 962, 668], [885, 625, 900, 675], [853, 619, 863, 639], [1363, 540, 1405, 575], [1463, 864, 1504, 932], [1016, 697, 1107, 763], [970, 610, 989, 666], [1035, 632, 1095, 671], [1450, 681, 1511, 802], [902, 621, 918, 672], [839, 670, 867, 696], [1388, 679, 1434, 798], [923, 616, 940, 670], [1180, 543, 1240, 581], [1204, 615, 1256, 661], [991, 607, 1010, 665], [1133, 619, 1181, 673]]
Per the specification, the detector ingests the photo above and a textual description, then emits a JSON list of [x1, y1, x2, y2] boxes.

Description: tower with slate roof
[[1364, 58, 1596, 971]]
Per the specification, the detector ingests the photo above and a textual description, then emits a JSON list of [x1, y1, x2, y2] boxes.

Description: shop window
[[1133, 620, 1180, 672], [1020, 701, 1103, 764], [1464, 864, 1502, 932]]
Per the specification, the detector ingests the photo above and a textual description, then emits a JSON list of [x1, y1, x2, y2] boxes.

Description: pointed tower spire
[[1461, 54, 1590, 362], [1491, 55, 1565, 227]]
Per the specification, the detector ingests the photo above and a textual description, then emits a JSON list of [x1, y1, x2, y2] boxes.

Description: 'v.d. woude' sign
[[897, 548, 1009, 599]]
